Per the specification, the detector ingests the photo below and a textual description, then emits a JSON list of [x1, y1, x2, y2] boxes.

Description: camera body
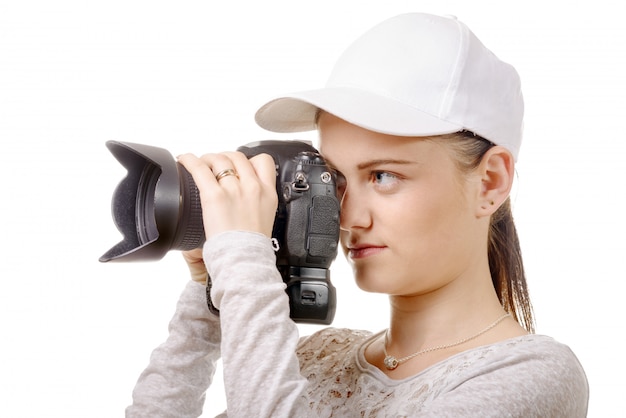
[[239, 141, 340, 323], [100, 140, 340, 324]]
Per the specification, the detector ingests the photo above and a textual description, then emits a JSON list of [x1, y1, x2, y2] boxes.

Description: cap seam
[[438, 19, 468, 120]]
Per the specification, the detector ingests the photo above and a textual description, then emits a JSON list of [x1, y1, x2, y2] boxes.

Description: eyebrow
[[356, 159, 417, 170], [322, 157, 417, 173]]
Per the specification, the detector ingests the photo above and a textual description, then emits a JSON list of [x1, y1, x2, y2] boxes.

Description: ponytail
[[488, 198, 535, 333]]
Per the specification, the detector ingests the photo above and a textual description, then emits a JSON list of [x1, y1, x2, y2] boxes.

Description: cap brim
[[255, 87, 463, 137]]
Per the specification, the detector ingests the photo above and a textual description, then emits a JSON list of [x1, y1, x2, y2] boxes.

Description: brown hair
[[440, 130, 535, 333]]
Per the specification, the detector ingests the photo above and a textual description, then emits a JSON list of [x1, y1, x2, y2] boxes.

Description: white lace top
[[126, 231, 588, 418], [296, 328, 588, 417]]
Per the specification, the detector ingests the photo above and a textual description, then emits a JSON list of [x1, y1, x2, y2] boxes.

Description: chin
[[353, 270, 390, 294]]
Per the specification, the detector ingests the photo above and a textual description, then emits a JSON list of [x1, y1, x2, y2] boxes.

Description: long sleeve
[[126, 280, 221, 418], [205, 231, 310, 418]]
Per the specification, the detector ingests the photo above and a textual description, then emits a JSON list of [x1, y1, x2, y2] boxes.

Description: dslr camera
[[100, 140, 340, 324]]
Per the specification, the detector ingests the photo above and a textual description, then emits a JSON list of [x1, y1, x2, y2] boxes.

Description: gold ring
[[215, 168, 238, 181]]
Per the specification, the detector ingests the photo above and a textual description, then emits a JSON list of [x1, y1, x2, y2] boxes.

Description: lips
[[346, 244, 387, 259]]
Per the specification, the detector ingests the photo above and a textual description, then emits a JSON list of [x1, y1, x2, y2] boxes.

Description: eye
[[371, 171, 399, 189]]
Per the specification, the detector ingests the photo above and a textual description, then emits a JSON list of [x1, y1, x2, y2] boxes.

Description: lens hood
[[99, 140, 203, 262]]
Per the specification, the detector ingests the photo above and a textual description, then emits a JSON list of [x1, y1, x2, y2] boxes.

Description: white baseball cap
[[255, 13, 524, 160]]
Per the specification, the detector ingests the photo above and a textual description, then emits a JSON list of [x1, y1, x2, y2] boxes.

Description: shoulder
[[460, 334, 587, 384], [442, 334, 589, 416], [486, 334, 586, 375], [296, 327, 373, 370]]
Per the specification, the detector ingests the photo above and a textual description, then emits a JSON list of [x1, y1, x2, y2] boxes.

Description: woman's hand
[[177, 151, 277, 285], [177, 151, 278, 240], [182, 248, 208, 285]]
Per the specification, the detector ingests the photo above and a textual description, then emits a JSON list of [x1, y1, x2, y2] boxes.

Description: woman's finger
[[249, 153, 278, 191]]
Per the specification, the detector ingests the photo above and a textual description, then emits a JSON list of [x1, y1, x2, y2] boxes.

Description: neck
[[386, 271, 506, 352]]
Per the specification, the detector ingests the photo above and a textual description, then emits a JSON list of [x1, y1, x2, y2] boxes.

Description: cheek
[[339, 230, 350, 253], [391, 186, 472, 257]]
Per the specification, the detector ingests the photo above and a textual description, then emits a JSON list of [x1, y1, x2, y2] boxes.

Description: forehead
[[317, 113, 445, 169]]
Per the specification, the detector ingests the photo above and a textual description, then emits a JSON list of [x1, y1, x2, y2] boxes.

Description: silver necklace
[[382, 313, 511, 370]]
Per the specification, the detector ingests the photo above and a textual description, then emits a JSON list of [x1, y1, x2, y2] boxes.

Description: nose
[[339, 187, 372, 231]]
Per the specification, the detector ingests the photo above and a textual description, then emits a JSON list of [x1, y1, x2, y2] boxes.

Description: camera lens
[[101, 139, 339, 324]]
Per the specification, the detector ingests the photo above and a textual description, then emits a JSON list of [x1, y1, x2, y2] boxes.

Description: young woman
[[126, 13, 588, 417]]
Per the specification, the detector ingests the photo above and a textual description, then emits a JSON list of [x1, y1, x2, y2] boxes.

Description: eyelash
[[334, 171, 400, 199], [370, 171, 399, 190]]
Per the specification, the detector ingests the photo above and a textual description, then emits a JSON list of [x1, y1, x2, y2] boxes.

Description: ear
[[475, 146, 515, 217]]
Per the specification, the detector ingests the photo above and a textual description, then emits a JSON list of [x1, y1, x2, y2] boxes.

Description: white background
[[1, 1, 624, 416]]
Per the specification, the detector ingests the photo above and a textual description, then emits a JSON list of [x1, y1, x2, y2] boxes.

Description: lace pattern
[[295, 328, 582, 417]]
